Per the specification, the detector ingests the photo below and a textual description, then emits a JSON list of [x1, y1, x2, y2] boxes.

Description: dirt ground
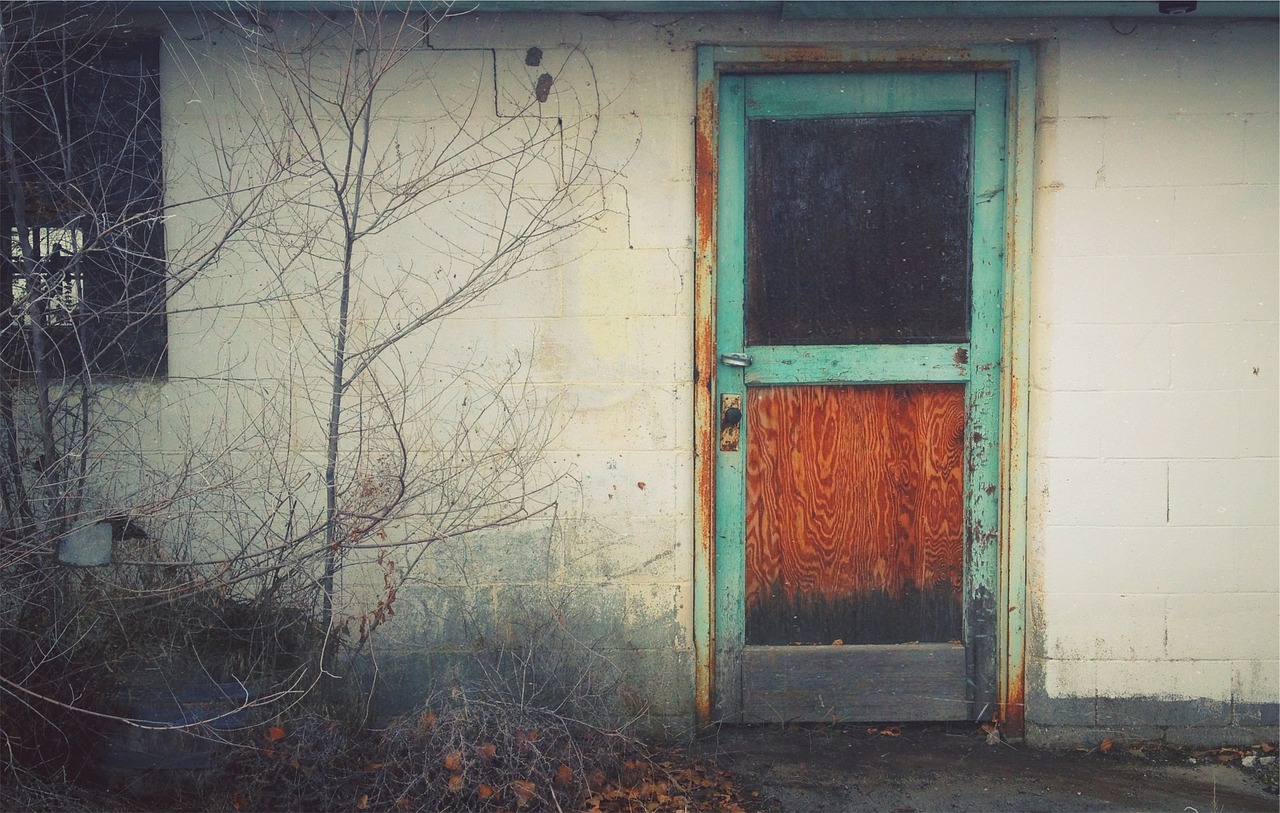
[[695, 723, 1279, 813]]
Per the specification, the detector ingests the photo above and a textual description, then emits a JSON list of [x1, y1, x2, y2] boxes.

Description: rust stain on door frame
[[692, 61, 720, 726]]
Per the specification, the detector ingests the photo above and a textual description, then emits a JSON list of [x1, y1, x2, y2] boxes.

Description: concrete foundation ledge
[[1027, 695, 1280, 748]]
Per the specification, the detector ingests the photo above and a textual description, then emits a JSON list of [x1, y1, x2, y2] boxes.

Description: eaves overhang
[[114, 0, 1280, 20]]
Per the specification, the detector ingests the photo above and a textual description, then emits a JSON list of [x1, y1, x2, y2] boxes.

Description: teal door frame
[[692, 44, 1036, 735]]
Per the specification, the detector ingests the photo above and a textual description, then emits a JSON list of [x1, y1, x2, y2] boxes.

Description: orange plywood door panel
[[745, 384, 965, 646]]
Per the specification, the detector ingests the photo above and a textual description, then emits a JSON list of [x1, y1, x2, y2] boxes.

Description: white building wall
[[150, 9, 1276, 739], [1029, 20, 1279, 740]]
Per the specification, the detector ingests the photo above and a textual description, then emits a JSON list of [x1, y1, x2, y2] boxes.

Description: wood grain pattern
[[745, 384, 965, 645]]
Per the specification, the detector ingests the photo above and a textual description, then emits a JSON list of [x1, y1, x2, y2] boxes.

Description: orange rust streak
[[693, 75, 718, 726], [1003, 676, 1026, 738]]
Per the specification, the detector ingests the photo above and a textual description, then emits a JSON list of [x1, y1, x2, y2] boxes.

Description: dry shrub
[[215, 687, 636, 812], [0, 771, 133, 812], [370, 686, 633, 811]]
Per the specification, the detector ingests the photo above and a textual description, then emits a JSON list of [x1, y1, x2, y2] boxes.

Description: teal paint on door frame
[[692, 43, 1035, 736]]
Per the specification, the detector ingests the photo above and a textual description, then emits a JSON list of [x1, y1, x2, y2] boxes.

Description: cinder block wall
[[1028, 21, 1279, 744], [156, 9, 1277, 741]]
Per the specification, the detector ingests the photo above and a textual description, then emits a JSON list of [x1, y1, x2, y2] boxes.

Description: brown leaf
[[1099, 738, 1114, 753], [478, 784, 496, 800], [419, 711, 437, 730], [356, 793, 370, 810], [831, 638, 844, 645], [477, 742, 498, 759], [588, 769, 608, 789], [555, 763, 574, 785], [264, 726, 286, 742], [448, 773, 464, 792], [232, 793, 246, 811], [394, 798, 411, 810], [1261, 742, 1275, 753], [444, 751, 463, 771], [513, 779, 537, 807]]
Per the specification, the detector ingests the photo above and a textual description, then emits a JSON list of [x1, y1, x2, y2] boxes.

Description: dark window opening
[[746, 114, 973, 346], [2, 35, 166, 378]]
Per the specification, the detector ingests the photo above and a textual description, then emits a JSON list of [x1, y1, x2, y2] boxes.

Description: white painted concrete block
[[672, 383, 695, 455], [550, 384, 677, 452], [1103, 115, 1247, 188], [1035, 323, 1171, 392], [622, 181, 696, 251], [1055, 22, 1278, 118], [1242, 112, 1280, 185], [1098, 391, 1242, 459], [1036, 117, 1105, 190], [1041, 459, 1168, 528], [1241, 255, 1280, 322], [1035, 390, 1103, 458], [1095, 659, 1234, 701], [1041, 255, 1250, 326], [1166, 593, 1280, 660], [1054, 35, 1184, 119], [1233, 659, 1280, 704], [1043, 592, 1166, 660], [1041, 526, 1280, 596], [625, 583, 691, 649], [1171, 322, 1278, 390], [1239, 390, 1280, 458], [562, 515, 683, 584], [1042, 657, 1097, 698], [429, 12, 566, 52], [497, 266, 569, 318], [1168, 26, 1280, 116], [1173, 185, 1280, 255], [520, 317, 637, 384], [630, 316, 693, 384], [561, 249, 683, 318], [592, 114, 695, 185], [556, 451, 681, 518], [405, 317, 501, 370], [1035, 187, 1177, 258], [592, 52, 697, 120], [1168, 458, 1280, 526]]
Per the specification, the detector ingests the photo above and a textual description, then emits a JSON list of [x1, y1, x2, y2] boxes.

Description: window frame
[[1, 33, 167, 379]]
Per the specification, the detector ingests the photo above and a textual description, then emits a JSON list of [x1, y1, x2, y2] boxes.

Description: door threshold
[[741, 643, 970, 723]]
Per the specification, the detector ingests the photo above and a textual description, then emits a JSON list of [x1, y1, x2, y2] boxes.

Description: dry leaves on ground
[[581, 754, 755, 812]]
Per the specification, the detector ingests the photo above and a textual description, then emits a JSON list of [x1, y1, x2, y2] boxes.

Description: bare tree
[[1, 0, 606, 781]]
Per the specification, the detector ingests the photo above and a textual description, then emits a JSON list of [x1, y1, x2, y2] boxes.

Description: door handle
[[720, 353, 752, 368], [720, 394, 742, 452], [722, 405, 742, 428]]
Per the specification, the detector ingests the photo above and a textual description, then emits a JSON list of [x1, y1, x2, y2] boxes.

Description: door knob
[[720, 394, 742, 451], [722, 405, 742, 427]]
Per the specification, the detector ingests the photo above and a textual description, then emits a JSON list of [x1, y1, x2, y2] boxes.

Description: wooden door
[[714, 71, 1008, 722]]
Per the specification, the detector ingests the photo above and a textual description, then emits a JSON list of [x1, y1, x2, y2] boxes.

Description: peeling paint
[[692, 57, 720, 726]]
